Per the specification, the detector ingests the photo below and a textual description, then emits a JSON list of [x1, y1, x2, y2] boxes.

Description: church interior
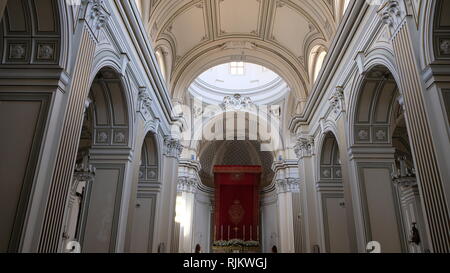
[[0, 0, 450, 254]]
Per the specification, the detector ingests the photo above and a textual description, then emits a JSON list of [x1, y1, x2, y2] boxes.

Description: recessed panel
[[218, 0, 260, 35]]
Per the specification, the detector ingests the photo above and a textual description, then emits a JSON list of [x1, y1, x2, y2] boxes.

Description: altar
[[212, 166, 262, 253]]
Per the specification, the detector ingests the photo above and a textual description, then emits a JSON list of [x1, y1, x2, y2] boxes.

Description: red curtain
[[213, 166, 261, 242]]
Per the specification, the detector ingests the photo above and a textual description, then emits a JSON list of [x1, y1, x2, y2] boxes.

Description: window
[[309, 46, 327, 82], [313, 50, 327, 82], [230, 62, 245, 75]]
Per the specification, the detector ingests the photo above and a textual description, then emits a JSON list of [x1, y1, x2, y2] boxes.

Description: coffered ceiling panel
[[271, 3, 312, 58], [217, 0, 262, 36], [166, 4, 207, 57]]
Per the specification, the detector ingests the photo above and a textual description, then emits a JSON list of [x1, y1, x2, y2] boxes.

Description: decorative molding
[[87, 0, 109, 30], [177, 177, 199, 194], [329, 86, 345, 117], [221, 41, 257, 51], [294, 135, 315, 159], [440, 39, 450, 55], [220, 94, 254, 111], [138, 87, 153, 121], [380, 0, 406, 35], [164, 137, 183, 159], [276, 178, 300, 194], [81, 0, 110, 40]]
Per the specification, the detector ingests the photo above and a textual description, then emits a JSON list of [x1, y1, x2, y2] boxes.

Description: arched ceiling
[[138, 0, 340, 104], [198, 140, 275, 188]]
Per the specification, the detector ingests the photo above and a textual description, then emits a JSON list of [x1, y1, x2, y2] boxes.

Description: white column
[[176, 160, 201, 253], [153, 137, 182, 253], [295, 136, 321, 253], [275, 178, 299, 253]]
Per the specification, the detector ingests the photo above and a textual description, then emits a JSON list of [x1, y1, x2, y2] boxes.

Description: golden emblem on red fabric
[[228, 200, 245, 225]]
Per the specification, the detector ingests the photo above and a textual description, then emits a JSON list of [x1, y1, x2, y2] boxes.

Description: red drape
[[213, 166, 261, 242]]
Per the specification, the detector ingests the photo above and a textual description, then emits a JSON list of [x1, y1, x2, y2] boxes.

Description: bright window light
[[230, 62, 245, 75]]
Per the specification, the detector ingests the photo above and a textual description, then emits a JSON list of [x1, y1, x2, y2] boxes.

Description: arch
[[351, 65, 399, 145], [319, 132, 342, 180], [90, 52, 137, 149], [186, 108, 285, 154], [347, 53, 400, 147], [421, 0, 449, 67], [316, 130, 351, 253], [0, 0, 70, 253], [347, 64, 427, 253], [128, 130, 161, 253], [0, 0, 70, 68], [169, 39, 309, 103], [64, 66, 132, 253], [197, 140, 276, 189]]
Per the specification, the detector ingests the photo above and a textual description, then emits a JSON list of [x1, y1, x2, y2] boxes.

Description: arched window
[[335, 0, 350, 20], [155, 48, 167, 80], [309, 46, 327, 82]]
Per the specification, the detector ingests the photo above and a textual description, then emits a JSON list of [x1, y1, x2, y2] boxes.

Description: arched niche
[[0, 0, 66, 67], [128, 132, 160, 253], [316, 132, 351, 253], [353, 66, 398, 145], [64, 67, 131, 253], [350, 65, 427, 253], [319, 133, 342, 181], [308, 45, 328, 83]]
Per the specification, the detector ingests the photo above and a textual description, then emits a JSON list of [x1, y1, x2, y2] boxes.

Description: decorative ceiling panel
[[166, 3, 208, 57], [217, 0, 262, 36], [271, 2, 312, 58]]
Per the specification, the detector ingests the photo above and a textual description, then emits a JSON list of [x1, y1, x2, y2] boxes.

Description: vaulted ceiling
[[138, 0, 344, 107]]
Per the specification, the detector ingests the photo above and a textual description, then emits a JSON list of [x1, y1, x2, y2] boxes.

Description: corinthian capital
[[294, 135, 315, 159], [276, 178, 300, 194], [164, 137, 183, 159], [80, 0, 110, 39], [379, 0, 406, 34], [177, 177, 198, 194]]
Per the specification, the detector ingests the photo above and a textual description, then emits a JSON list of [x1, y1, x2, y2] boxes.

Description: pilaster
[[380, 0, 450, 252]]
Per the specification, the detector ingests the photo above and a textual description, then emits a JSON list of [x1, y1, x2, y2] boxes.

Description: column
[[295, 136, 320, 253], [273, 160, 302, 253], [176, 160, 201, 253], [380, 0, 450, 252], [153, 137, 182, 253]]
